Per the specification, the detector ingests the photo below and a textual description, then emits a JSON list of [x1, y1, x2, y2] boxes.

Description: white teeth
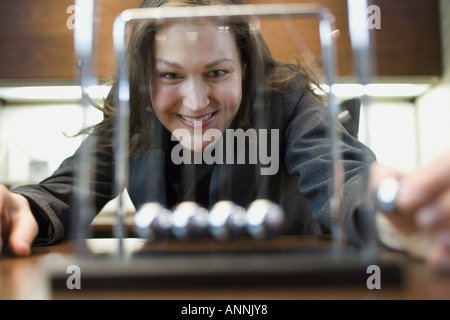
[[180, 112, 214, 123]]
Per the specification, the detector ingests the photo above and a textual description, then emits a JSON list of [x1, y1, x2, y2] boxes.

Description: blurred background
[[0, 0, 448, 225]]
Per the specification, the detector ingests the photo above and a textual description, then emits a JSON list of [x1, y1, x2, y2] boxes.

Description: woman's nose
[[183, 80, 210, 112]]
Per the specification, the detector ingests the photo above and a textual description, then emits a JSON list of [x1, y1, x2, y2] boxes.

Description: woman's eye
[[160, 72, 181, 80], [208, 70, 228, 78]]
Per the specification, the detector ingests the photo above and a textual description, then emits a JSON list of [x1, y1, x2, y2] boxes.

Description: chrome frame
[[112, 4, 343, 254]]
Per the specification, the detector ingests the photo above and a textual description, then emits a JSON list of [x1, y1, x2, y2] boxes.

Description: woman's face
[[151, 20, 243, 151]]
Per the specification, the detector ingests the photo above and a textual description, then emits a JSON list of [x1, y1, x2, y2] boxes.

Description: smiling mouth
[[178, 111, 217, 124]]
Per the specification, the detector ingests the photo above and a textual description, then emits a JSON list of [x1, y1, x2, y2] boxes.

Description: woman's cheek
[[153, 86, 179, 113], [223, 85, 242, 117]]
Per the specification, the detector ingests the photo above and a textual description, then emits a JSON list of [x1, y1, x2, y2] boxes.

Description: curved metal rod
[[73, 0, 97, 256], [347, 0, 378, 257]]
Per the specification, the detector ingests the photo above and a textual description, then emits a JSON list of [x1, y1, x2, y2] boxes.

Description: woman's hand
[[371, 150, 450, 270], [0, 184, 39, 256]]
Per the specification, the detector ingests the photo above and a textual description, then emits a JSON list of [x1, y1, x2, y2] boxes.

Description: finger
[[0, 204, 2, 256], [415, 189, 450, 231], [397, 150, 450, 213], [426, 234, 450, 271], [7, 194, 38, 257], [8, 213, 38, 256], [0, 185, 9, 255]]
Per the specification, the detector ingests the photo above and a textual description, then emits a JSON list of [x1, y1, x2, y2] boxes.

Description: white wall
[[416, 84, 450, 164], [0, 102, 103, 185], [359, 99, 419, 171], [414, 0, 450, 165]]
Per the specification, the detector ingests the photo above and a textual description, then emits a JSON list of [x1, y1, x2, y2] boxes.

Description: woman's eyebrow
[[155, 58, 183, 69], [155, 58, 234, 70], [204, 58, 234, 69]]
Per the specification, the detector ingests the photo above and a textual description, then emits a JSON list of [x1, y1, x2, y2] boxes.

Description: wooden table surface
[[1, 235, 450, 300]]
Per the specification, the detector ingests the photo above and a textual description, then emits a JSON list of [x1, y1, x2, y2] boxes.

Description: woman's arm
[[9, 135, 116, 247], [278, 77, 376, 243]]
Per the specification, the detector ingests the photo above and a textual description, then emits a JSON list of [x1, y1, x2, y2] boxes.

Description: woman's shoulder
[[269, 65, 323, 108]]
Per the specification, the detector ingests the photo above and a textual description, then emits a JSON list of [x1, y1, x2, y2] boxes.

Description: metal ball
[[171, 201, 209, 240], [246, 199, 285, 239], [376, 177, 400, 213], [133, 202, 172, 240], [209, 200, 247, 241]]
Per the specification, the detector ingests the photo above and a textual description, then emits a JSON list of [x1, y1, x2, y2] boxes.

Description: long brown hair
[[91, 0, 322, 158]]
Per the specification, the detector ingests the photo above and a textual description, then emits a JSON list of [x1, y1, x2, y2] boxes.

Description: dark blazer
[[12, 77, 376, 246]]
